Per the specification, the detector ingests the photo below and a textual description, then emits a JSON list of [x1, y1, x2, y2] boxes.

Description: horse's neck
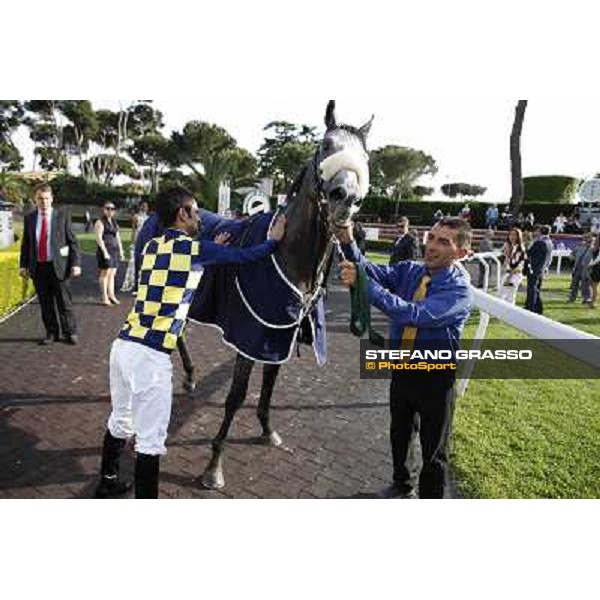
[[277, 175, 329, 294]]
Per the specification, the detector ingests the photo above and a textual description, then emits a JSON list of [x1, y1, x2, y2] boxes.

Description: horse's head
[[316, 100, 373, 228]]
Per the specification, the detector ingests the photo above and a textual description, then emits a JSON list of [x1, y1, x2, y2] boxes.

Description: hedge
[[523, 176, 581, 203], [0, 242, 35, 318]]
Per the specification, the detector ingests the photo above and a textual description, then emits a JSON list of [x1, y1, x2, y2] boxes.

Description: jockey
[[133, 205, 226, 292], [95, 186, 286, 499]]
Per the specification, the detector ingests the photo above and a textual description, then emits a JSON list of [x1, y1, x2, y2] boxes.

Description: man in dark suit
[[19, 183, 82, 345], [525, 224, 554, 314], [389, 217, 418, 265]]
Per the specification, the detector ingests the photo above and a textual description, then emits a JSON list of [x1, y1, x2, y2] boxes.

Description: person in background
[[524, 212, 535, 232], [460, 203, 472, 223], [409, 229, 422, 260], [590, 215, 600, 235], [525, 225, 554, 314], [84, 208, 92, 233], [500, 228, 527, 304], [432, 209, 444, 224], [477, 230, 495, 288], [95, 201, 125, 306], [485, 204, 499, 230], [553, 213, 566, 234], [19, 183, 82, 345], [121, 200, 149, 293], [588, 234, 600, 309], [568, 233, 594, 304], [564, 215, 582, 235], [389, 217, 417, 265]]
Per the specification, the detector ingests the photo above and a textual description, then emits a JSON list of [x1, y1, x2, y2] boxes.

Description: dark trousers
[[32, 263, 77, 338], [389, 371, 456, 499], [525, 274, 544, 314]]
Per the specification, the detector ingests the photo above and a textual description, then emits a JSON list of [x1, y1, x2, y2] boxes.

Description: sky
[[12, 98, 600, 204]]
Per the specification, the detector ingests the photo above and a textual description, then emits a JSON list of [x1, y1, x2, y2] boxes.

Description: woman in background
[[121, 200, 149, 293], [500, 227, 527, 304], [96, 201, 124, 306], [589, 234, 600, 309]]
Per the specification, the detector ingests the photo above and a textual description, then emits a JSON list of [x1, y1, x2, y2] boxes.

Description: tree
[[257, 121, 318, 194], [169, 121, 257, 209], [60, 101, 99, 180], [0, 172, 29, 206], [0, 101, 25, 171], [412, 185, 434, 199], [509, 100, 528, 214], [370, 145, 438, 217], [128, 132, 171, 193], [441, 182, 487, 200], [23, 101, 68, 171], [370, 145, 438, 199]]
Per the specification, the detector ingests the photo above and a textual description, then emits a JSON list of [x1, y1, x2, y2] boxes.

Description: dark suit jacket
[[527, 237, 553, 276], [20, 207, 81, 281], [389, 233, 417, 265]]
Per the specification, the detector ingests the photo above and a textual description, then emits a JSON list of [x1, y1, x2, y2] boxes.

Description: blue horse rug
[[188, 212, 327, 365]]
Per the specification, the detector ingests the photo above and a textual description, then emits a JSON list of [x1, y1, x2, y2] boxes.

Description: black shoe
[[39, 335, 59, 346], [95, 476, 132, 498], [64, 334, 79, 345], [377, 483, 418, 499]]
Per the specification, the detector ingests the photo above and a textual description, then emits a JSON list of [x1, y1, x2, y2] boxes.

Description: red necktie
[[38, 213, 48, 262]]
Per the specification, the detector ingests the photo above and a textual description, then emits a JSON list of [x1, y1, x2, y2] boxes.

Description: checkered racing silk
[[119, 229, 205, 353]]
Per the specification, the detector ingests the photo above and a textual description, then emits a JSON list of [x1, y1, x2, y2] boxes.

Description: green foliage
[[170, 121, 257, 210], [370, 145, 438, 198], [0, 172, 29, 206], [23, 101, 69, 171], [0, 246, 35, 318], [257, 121, 318, 194], [441, 182, 487, 199], [523, 176, 581, 203], [0, 100, 25, 170], [49, 174, 133, 206], [412, 185, 434, 198]]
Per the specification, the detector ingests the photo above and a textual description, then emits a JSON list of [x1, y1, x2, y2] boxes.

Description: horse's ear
[[325, 100, 337, 130], [359, 114, 375, 139]]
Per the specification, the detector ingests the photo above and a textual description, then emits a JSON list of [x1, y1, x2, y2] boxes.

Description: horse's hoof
[[260, 431, 283, 447], [183, 379, 196, 393], [201, 469, 225, 490]]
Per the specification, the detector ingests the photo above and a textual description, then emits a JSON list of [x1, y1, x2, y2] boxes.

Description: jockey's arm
[[191, 239, 278, 267]]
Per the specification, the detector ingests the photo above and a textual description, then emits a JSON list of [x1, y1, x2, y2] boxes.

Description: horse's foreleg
[[177, 334, 196, 392], [257, 363, 282, 447], [202, 354, 254, 490]]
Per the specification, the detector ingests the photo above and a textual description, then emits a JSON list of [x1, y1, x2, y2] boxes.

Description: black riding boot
[[135, 453, 160, 499], [95, 430, 132, 498]]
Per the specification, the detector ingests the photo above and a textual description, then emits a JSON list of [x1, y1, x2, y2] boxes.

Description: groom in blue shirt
[[338, 217, 472, 499]]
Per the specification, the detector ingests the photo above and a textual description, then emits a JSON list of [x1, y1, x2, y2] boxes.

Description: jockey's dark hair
[[434, 217, 472, 249], [156, 185, 195, 227]]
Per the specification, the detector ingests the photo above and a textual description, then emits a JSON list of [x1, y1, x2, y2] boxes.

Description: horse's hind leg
[[177, 334, 196, 393], [201, 353, 254, 490], [257, 363, 282, 447]]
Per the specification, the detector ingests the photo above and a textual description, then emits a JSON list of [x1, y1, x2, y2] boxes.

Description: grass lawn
[[365, 254, 600, 498], [453, 275, 600, 498], [76, 228, 133, 256]]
